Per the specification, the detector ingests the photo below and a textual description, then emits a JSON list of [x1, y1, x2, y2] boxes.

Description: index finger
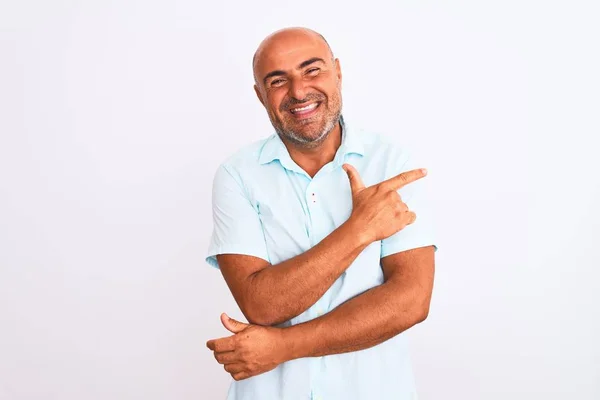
[[206, 336, 236, 352], [381, 168, 427, 191]]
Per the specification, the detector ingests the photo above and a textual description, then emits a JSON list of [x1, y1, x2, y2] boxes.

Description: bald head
[[251, 26, 343, 150], [252, 27, 334, 83]]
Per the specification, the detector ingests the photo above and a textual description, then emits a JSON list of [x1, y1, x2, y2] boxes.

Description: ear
[[334, 58, 342, 85], [254, 84, 265, 107]]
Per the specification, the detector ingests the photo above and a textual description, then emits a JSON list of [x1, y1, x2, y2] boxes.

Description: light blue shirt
[[206, 117, 436, 400]]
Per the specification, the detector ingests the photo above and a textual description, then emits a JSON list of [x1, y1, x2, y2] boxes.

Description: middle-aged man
[[206, 26, 437, 400]]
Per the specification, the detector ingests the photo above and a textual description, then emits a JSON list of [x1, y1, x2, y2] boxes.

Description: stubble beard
[[270, 92, 343, 150]]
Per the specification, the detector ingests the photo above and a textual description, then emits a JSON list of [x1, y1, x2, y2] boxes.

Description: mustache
[[281, 93, 325, 111]]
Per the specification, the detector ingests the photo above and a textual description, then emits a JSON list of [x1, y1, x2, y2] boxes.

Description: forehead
[[254, 34, 331, 78]]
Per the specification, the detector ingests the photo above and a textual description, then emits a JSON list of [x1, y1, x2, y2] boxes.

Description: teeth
[[291, 103, 318, 113]]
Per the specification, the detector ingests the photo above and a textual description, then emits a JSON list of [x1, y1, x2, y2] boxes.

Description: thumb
[[221, 313, 249, 334], [342, 164, 365, 193]]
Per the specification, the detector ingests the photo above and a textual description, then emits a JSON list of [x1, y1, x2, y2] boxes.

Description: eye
[[270, 78, 286, 87], [306, 67, 320, 75]]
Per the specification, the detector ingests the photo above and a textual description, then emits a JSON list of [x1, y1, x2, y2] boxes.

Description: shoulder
[[353, 124, 414, 169], [222, 136, 274, 169], [212, 135, 275, 181]]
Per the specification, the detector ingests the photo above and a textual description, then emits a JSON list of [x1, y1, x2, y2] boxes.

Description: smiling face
[[253, 29, 343, 148]]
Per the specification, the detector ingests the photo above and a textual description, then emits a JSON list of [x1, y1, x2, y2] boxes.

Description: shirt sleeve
[[380, 148, 438, 258], [205, 164, 271, 269]]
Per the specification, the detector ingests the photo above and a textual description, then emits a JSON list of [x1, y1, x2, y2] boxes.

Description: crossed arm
[[207, 164, 435, 379], [284, 244, 434, 359], [216, 215, 435, 358]]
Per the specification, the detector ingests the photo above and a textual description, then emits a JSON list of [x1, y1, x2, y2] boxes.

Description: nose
[[288, 77, 307, 102]]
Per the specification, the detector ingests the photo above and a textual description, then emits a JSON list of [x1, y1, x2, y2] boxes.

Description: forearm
[[247, 218, 370, 326], [283, 278, 429, 359]]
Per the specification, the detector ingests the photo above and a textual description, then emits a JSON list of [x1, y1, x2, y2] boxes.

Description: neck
[[282, 122, 342, 178]]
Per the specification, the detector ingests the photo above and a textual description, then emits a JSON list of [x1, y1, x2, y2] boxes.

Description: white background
[[1, 1, 599, 399]]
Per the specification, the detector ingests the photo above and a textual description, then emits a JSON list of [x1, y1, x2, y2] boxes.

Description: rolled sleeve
[[206, 164, 270, 269], [380, 149, 437, 258]]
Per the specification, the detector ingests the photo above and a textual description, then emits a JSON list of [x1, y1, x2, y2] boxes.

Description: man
[[206, 27, 436, 400]]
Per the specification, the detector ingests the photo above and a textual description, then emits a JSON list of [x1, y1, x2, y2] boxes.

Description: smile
[[289, 102, 321, 117]]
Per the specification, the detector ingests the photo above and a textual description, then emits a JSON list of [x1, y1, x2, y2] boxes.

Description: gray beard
[[276, 108, 342, 150]]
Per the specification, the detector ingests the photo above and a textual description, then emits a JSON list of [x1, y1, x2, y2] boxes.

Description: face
[[253, 33, 343, 148]]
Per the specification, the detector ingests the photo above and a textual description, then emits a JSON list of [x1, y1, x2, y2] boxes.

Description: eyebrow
[[262, 57, 326, 85]]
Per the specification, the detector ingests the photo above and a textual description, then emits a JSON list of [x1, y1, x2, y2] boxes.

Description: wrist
[[343, 216, 373, 248], [279, 324, 311, 361]]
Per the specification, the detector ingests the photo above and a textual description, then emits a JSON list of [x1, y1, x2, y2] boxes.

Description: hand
[[206, 313, 288, 381], [343, 164, 427, 243]]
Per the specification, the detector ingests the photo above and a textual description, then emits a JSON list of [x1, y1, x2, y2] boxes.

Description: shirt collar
[[258, 115, 365, 167], [337, 116, 365, 158]]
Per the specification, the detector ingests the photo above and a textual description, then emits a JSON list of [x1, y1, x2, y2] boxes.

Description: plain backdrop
[[1, 1, 599, 399]]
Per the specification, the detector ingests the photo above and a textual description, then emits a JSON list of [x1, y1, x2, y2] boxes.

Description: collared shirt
[[206, 117, 436, 400]]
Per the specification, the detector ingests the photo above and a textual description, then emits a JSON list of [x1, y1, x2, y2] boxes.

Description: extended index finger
[[206, 336, 236, 352], [381, 168, 428, 191]]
